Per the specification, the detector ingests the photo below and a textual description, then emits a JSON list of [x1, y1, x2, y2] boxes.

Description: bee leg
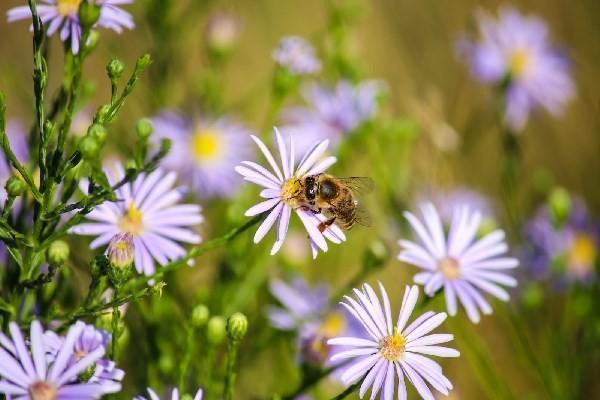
[[318, 217, 336, 233]]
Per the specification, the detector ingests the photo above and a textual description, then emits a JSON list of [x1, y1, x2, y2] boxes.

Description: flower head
[[7, 0, 134, 54], [135, 387, 203, 400], [459, 7, 574, 131], [0, 320, 121, 399], [151, 112, 253, 199], [107, 232, 135, 269], [399, 203, 519, 323], [328, 284, 459, 400], [235, 128, 345, 257], [70, 165, 203, 275], [272, 36, 321, 75], [280, 80, 380, 156]]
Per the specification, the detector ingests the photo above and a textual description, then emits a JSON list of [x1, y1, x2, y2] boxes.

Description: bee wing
[[353, 202, 372, 228], [337, 177, 374, 195]]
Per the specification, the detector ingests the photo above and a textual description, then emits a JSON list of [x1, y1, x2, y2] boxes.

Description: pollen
[[280, 178, 302, 206], [508, 48, 532, 78], [29, 381, 57, 400], [379, 329, 406, 361], [191, 129, 221, 162], [57, 0, 82, 16], [318, 311, 347, 337], [119, 202, 144, 236], [439, 256, 461, 279]]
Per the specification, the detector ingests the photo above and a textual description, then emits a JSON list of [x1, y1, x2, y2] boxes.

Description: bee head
[[304, 176, 317, 200]]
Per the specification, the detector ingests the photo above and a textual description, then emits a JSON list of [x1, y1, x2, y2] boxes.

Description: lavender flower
[[7, 0, 134, 54], [107, 232, 135, 269], [272, 36, 321, 75], [459, 7, 575, 131], [69, 165, 203, 275], [43, 323, 124, 387], [399, 203, 519, 323], [235, 128, 346, 257], [151, 112, 253, 199], [135, 387, 203, 400], [280, 80, 380, 156], [0, 320, 121, 399], [415, 187, 495, 225], [522, 199, 598, 283], [328, 284, 459, 400]]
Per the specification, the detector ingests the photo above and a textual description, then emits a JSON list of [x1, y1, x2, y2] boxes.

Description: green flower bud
[[86, 30, 100, 51], [136, 54, 152, 70], [5, 176, 25, 197], [206, 316, 226, 345], [106, 59, 125, 81], [88, 124, 107, 145], [226, 312, 248, 342], [78, 1, 101, 28], [79, 136, 100, 160], [191, 304, 210, 328], [97, 104, 111, 120], [47, 240, 70, 265], [107, 233, 134, 269], [549, 187, 571, 228], [135, 118, 153, 140]]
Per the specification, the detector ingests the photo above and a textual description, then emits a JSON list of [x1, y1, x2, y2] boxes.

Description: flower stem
[[223, 340, 240, 400], [329, 380, 361, 400]]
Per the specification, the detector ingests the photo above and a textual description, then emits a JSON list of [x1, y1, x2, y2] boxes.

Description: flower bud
[[205, 13, 240, 55], [136, 54, 152, 70], [47, 240, 70, 265], [97, 104, 111, 121], [191, 304, 210, 328], [79, 136, 100, 160], [107, 233, 135, 269], [362, 239, 390, 271], [549, 187, 571, 228], [5, 176, 25, 197], [88, 124, 107, 145], [106, 59, 125, 81], [86, 30, 100, 51], [78, 1, 100, 28], [206, 316, 226, 345], [226, 312, 248, 342], [135, 118, 153, 140]]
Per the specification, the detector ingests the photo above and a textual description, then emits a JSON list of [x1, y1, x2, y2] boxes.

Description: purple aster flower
[[235, 128, 346, 257], [459, 7, 575, 131], [43, 323, 124, 387], [0, 320, 121, 399], [272, 36, 321, 75], [150, 112, 253, 199], [69, 164, 203, 275], [280, 80, 381, 157], [414, 187, 495, 225], [521, 198, 598, 283], [328, 283, 459, 400], [7, 0, 134, 54], [135, 387, 203, 400], [399, 203, 519, 323]]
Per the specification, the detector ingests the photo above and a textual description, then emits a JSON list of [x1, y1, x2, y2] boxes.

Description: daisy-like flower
[[0, 320, 121, 399], [399, 203, 519, 323], [280, 80, 381, 156], [135, 387, 203, 400], [272, 36, 321, 75], [235, 128, 346, 257], [43, 323, 124, 387], [328, 284, 459, 400], [69, 165, 203, 275], [7, 0, 134, 54], [151, 112, 253, 199], [459, 7, 574, 131]]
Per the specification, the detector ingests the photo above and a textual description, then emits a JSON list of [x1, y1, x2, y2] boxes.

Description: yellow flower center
[[508, 48, 532, 78], [119, 202, 144, 236], [57, 0, 82, 16], [191, 129, 222, 162], [567, 233, 597, 277], [379, 330, 406, 361], [439, 256, 461, 279], [280, 177, 303, 207], [29, 381, 57, 400], [318, 311, 347, 337]]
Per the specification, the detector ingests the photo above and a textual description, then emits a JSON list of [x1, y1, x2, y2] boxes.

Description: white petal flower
[[328, 283, 458, 400], [399, 203, 519, 323], [235, 128, 345, 257]]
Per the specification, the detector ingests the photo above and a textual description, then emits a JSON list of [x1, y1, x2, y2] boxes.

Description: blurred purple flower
[[279, 80, 381, 156], [522, 199, 598, 283], [7, 0, 134, 54], [459, 7, 575, 131], [235, 129, 345, 257], [415, 187, 495, 224], [69, 165, 203, 275], [151, 112, 253, 199], [135, 387, 203, 400], [0, 320, 121, 399], [272, 36, 321, 75]]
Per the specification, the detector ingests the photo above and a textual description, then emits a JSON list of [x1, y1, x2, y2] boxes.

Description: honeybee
[[300, 174, 373, 231]]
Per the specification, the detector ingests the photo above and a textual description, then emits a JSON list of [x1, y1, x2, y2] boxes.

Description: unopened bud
[[226, 312, 248, 342], [191, 304, 210, 328], [78, 1, 100, 28], [206, 316, 226, 345], [97, 104, 111, 120], [47, 240, 70, 265], [88, 124, 107, 145], [86, 30, 100, 51], [205, 14, 240, 54], [549, 187, 571, 228], [79, 136, 100, 160], [135, 54, 152, 70], [106, 59, 125, 81], [135, 118, 153, 140], [5, 176, 25, 197], [107, 233, 134, 269]]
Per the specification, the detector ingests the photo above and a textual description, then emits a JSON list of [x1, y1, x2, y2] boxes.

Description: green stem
[[223, 340, 240, 400], [329, 380, 361, 400]]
